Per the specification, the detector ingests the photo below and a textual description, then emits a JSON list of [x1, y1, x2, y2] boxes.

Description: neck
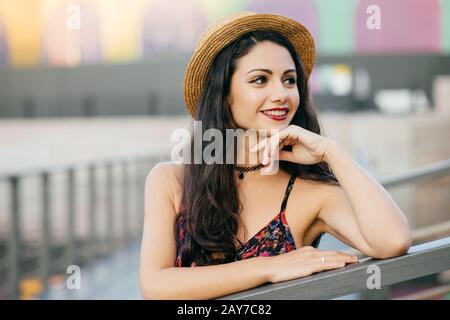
[[234, 134, 263, 168]]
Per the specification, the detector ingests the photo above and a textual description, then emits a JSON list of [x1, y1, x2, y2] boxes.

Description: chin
[[261, 121, 290, 131]]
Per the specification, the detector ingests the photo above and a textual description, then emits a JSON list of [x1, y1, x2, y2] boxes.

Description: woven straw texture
[[183, 11, 316, 116]]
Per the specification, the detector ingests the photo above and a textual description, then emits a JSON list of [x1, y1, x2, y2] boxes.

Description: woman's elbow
[[140, 287, 156, 300], [140, 273, 182, 299], [140, 271, 165, 300], [140, 280, 158, 300], [373, 234, 412, 259], [140, 281, 169, 300]]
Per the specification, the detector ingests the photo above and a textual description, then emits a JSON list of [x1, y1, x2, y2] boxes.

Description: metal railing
[[379, 159, 450, 188], [220, 237, 450, 299], [0, 153, 169, 299], [219, 159, 450, 300], [1, 156, 449, 300]]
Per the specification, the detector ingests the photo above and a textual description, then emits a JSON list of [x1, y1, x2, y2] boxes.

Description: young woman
[[139, 12, 412, 300]]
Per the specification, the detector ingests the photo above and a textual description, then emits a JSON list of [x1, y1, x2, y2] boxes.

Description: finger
[[279, 150, 294, 162], [280, 127, 298, 143], [249, 142, 261, 153], [320, 254, 358, 264], [316, 255, 344, 264], [262, 142, 270, 165], [269, 133, 281, 158], [250, 138, 268, 153], [261, 140, 267, 163], [315, 250, 355, 259], [311, 261, 346, 274], [266, 136, 277, 164], [275, 133, 299, 156]]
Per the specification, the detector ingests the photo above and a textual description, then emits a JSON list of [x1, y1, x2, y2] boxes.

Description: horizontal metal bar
[[218, 237, 450, 300], [3, 156, 449, 186], [411, 220, 450, 244], [341, 218, 450, 257], [380, 159, 450, 188], [0, 153, 165, 180], [392, 283, 450, 300]]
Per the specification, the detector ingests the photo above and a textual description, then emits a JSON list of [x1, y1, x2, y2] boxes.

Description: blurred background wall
[[0, 0, 450, 117], [0, 0, 449, 300]]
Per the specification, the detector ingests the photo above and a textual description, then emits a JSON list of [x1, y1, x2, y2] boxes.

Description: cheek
[[230, 90, 265, 117], [290, 90, 300, 110]]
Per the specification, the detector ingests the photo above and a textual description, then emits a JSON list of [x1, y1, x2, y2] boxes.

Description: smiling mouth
[[260, 108, 288, 121]]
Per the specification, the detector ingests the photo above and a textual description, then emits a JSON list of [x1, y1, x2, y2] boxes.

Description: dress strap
[[280, 174, 297, 212]]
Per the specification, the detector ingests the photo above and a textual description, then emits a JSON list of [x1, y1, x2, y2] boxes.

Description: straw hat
[[183, 11, 316, 116]]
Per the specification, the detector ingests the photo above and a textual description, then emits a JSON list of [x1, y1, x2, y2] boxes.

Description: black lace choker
[[233, 163, 265, 180]]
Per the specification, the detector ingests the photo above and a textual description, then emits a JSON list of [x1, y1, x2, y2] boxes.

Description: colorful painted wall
[[0, 0, 449, 68]]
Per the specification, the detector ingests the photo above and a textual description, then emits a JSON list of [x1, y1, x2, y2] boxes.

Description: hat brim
[[183, 12, 316, 116]]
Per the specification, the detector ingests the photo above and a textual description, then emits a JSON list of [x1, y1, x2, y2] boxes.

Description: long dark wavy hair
[[175, 29, 340, 267]]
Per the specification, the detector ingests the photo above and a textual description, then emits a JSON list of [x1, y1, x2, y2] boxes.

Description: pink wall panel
[[356, 0, 440, 53], [247, 0, 319, 44]]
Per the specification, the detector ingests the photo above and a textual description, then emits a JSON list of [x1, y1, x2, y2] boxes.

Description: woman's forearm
[[141, 256, 270, 300], [324, 142, 412, 253]]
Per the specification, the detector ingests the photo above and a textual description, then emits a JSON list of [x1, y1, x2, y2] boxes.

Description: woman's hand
[[265, 246, 359, 283], [250, 125, 337, 166]]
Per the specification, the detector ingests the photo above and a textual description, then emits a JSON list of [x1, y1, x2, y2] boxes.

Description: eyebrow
[[246, 68, 296, 75]]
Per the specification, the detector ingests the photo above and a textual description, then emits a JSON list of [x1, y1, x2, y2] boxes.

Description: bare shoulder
[[309, 180, 345, 231], [145, 162, 184, 214], [146, 162, 184, 187], [288, 177, 339, 243], [315, 180, 345, 207], [292, 177, 325, 219]]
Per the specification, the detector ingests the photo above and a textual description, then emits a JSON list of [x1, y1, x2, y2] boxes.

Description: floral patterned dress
[[175, 174, 323, 267]]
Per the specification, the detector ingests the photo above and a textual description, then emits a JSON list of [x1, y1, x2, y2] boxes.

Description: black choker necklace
[[234, 163, 265, 180]]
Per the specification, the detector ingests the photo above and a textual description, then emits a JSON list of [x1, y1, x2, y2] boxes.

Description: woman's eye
[[284, 77, 296, 85], [250, 76, 267, 84], [250, 76, 296, 85]]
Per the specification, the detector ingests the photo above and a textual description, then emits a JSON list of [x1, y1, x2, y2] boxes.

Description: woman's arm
[[252, 124, 412, 259], [318, 142, 412, 259], [142, 256, 269, 300], [139, 162, 270, 300], [139, 162, 357, 299]]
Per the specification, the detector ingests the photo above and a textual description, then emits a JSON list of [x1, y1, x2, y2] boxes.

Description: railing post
[[41, 172, 51, 293], [122, 161, 129, 245], [106, 162, 115, 253], [66, 168, 76, 268], [136, 159, 145, 238], [9, 176, 20, 300], [88, 165, 97, 259]]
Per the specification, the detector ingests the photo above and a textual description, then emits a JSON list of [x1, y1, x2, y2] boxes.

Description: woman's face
[[228, 40, 300, 132]]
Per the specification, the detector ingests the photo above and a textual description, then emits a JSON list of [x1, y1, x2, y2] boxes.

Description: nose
[[269, 82, 288, 104]]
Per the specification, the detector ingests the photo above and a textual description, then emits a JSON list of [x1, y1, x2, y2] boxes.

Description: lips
[[260, 107, 288, 121]]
